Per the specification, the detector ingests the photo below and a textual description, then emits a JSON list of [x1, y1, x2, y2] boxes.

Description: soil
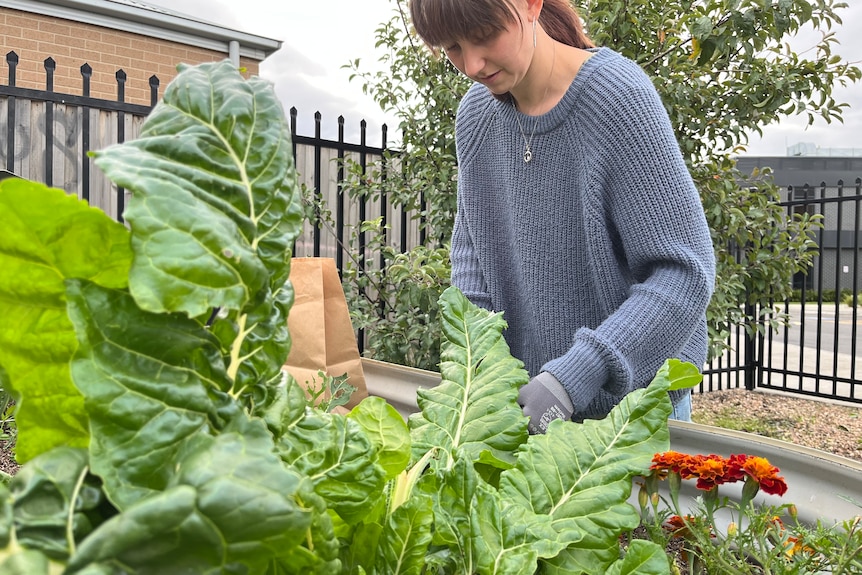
[[691, 388, 862, 464]]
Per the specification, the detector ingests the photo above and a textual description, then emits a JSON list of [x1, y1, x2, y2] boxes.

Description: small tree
[[315, 0, 860, 366]]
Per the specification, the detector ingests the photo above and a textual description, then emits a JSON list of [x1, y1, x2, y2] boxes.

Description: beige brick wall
[[0, 7, 261, 105]]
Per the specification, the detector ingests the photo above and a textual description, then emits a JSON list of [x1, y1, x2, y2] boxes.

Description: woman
[[409, 0, 716, 431]]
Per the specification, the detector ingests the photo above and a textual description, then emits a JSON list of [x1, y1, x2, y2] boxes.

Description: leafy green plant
[[341, 226, 450, 371], [0, 59, 707, 574]]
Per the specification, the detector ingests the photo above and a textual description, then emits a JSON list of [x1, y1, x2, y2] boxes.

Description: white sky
[[146, 0, 861, 156]]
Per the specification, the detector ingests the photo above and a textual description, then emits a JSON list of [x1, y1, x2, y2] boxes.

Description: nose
[[461, 46, 485, 78]]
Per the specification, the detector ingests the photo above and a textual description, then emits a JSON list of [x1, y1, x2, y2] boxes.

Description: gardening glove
[[518, 371, 575, 434]]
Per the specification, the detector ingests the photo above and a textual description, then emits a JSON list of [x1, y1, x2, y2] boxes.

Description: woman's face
[[442, 12, 532, 95]]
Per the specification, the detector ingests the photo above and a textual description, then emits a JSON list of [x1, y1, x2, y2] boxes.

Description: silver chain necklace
[[513, 42, 556, 164]]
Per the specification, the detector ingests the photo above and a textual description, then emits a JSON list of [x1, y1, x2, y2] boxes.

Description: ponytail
[[540, 0, 594, 49]]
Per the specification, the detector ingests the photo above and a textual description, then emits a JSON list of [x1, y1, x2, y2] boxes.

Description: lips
[[478, 70, 500, 85]]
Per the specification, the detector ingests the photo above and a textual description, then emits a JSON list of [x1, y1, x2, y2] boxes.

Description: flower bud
[[727, 522, 738, 537], [788, 504, 798, 520], [638, 484, 649, 510]]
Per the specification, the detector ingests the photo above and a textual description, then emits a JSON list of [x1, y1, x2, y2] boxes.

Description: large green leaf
[[426, 455, 577, 575], [409, 286, 528, 470], [65, 419, 316, 574], [92, 61, 304, 399], [170, 414, 319, 567], [470, 480, 573, 575], [372, 491, 434, 575], [276, 394, 386, 525], [0, 180, 132, 462], [348, 396, 411, 482], [499, 362, 679, 574], [92, 60, 299, 318], [7, 447, 108, 562], [66, 279, 233, 509], [0, 549, 55, 575]]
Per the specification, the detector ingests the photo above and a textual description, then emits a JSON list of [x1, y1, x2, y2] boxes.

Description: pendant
[[523, 148, 532, 163]]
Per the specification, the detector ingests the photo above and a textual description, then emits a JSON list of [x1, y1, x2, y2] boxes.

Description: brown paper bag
[[283, 257, 368, 410]]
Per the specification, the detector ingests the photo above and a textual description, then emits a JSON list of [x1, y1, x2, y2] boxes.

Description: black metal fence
[[0, 51, 157, 221], [702, 179, 862, 404], [3, 51, 860, 404]]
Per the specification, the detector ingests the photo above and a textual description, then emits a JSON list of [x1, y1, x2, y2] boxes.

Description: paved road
[[775, 303, 860, 356]]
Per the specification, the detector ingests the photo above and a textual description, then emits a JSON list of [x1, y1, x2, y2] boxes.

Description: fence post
[[43, 57, 55, 187], [81, 63, 92, 202], [5, 51, 18, 173], [743, 300, 758, 391], [115, 69, 127, 222]]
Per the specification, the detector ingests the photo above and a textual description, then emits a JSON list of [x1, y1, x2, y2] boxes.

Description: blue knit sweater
[[450, 47, 716, 419]]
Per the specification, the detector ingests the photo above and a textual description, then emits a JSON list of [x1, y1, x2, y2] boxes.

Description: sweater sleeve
[[450, 190, 493, 310], [450, 84, 493, 311], [543, 61, 716, 413]]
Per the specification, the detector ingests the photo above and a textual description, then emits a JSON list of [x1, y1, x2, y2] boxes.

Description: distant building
[[736, 145, 862, 293], [1, 0, 282, 218], [1, 0, 281, 104]]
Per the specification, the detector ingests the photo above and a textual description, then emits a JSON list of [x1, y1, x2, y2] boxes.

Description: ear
[[525, 0, 544, 21]]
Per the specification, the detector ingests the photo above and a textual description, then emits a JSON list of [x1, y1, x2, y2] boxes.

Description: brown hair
[[409, 0, 594, 52]]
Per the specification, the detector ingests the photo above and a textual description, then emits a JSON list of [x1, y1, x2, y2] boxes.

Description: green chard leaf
[[0, 548, 56, 575], [605, 539, 671, 575], [66, 279, 234, 510], [65, 415, 320, 574], [408, 286, 529, 470], [348, 396, 411, 482], [424, 455, 575, 575], [0, 180, 132, 462], [499, 363, 676, 574], [275, 389, 386, 525], [371, 491, 434, 575], [92, 60, 303, 402], [7, 447, 109, 562]]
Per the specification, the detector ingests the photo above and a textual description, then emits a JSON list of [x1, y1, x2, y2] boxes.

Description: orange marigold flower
[[663, 515, 693, 539], [651, 451, 691, 474], [784, 536, 815, 557], [741, 456, 788, 496], [690, 454, 728, 490], [724, 453, 749, 483]]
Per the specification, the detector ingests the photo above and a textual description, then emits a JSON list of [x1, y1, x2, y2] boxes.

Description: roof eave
[[5, 0, 282, 60]]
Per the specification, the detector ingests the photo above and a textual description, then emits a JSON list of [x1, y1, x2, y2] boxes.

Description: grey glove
[[517, 371, 575, 434]]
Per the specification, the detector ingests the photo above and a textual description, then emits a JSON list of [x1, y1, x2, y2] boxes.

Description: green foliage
[[334, 0, 859, 365], [303, 372, 358, 413], [343, 240, 451, 372], [582, 0, 861, 159], [0, 60, 704, 571]]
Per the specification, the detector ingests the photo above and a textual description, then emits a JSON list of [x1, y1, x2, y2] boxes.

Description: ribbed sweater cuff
[[541, 328, 630, 413]]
